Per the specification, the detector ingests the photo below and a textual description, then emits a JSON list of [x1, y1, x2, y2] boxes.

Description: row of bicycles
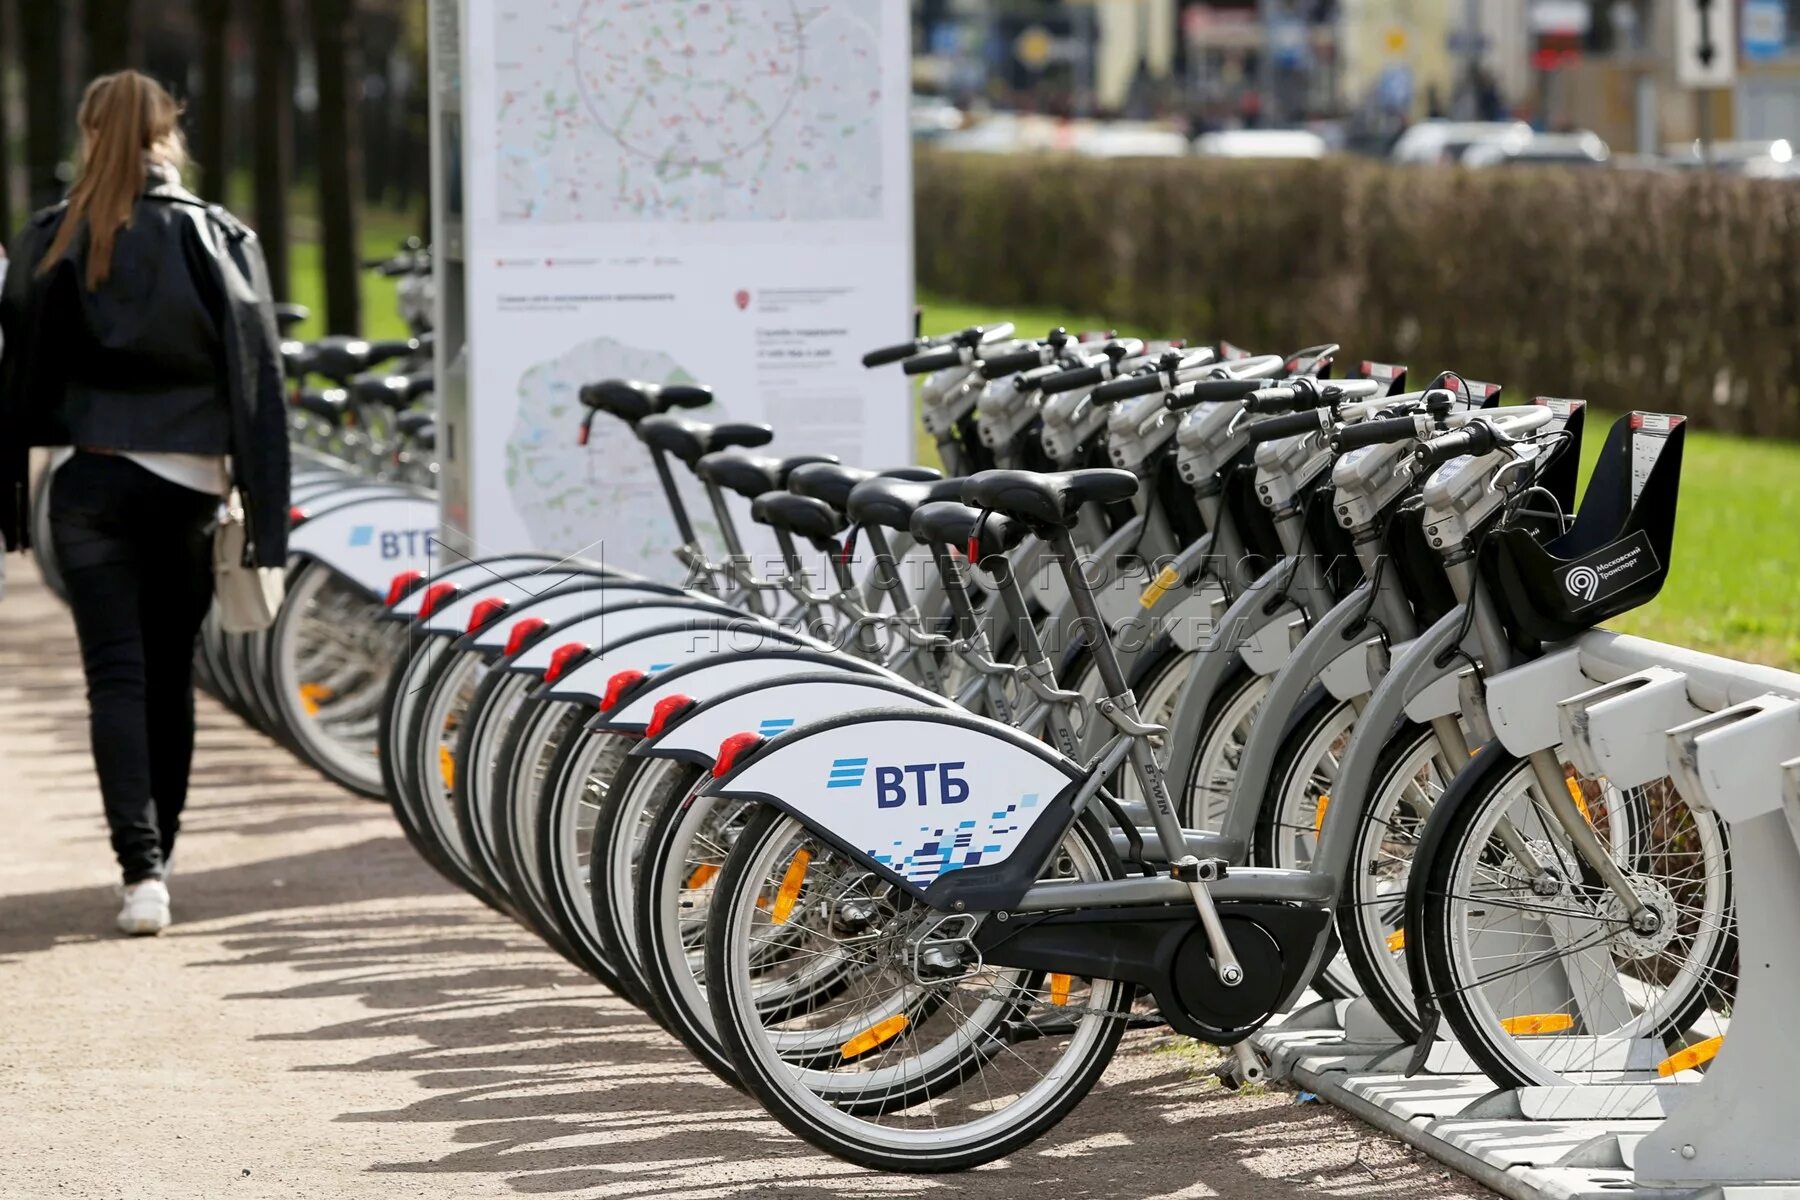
[[162, 295, 1729, 1173], [346, 320, 1727, 1172]]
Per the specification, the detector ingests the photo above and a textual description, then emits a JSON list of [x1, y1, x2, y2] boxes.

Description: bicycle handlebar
[[1089, 372, 1166, 404], [1417, 422, 1499, 468], [903, 346, 967, 376], [863, 340, 925, 367], [1332, 413, 1429, 452], [978, 347, 1052, 379], [1038, 364, 1108, 395]]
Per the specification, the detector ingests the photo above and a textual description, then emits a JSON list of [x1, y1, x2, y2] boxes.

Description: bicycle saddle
[[788, 463, 943, 513], [395, 410, 435, 438], [349, 371, 434, 409], [273, 302, 310, 334], [961, 468, 1140, 528], [910, 501, 1028, 561], [637, 416, 774, 465], [845, 476, 967, 533], [750, 490, 847, 547], [306, 336, 418, 384], [697, 450, 839, 500], [408, 423, 436, 452], [578, 379, 713, 424], [294, 386, 351, 425]]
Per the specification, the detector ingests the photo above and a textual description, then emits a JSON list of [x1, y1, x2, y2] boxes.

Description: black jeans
[[49, 452, 218, 883]]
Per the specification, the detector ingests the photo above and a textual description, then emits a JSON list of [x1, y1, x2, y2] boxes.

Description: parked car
[[1193, 129, 1328, 159], [1462, 129, 1610, 168], [1390, 119, 1531, 165], [1664, 138, 1799, 178]]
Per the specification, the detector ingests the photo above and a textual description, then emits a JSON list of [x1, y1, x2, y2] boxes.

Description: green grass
[[917, 292, 1800, 669], [286, 204, 424, 344]]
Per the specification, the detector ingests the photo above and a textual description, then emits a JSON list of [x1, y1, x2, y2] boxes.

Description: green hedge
[[915, 152, 1800, 439]]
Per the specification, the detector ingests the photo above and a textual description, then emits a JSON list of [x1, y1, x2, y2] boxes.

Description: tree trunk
[[251, 0, 294, 301], [19, 0, 66, 211], [194, 0, 229, 203], [309, 0, 362, 335], [85, 0, 134, 77], [0, 0, 16, 237]]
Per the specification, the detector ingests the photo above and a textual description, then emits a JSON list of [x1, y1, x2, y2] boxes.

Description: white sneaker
[[116, 879, 171, 936]]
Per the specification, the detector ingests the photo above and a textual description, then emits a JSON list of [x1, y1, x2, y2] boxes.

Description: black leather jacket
[[0, 169, 290, 566]]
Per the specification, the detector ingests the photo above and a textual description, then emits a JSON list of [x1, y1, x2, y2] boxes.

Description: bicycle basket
[[1483, 411, 1683, 645]]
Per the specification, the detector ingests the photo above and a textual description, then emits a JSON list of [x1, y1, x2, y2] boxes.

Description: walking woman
[[0, 71, 290, 935]]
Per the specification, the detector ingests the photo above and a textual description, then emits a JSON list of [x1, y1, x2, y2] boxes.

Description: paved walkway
[[0, 556, 1488, 1199]]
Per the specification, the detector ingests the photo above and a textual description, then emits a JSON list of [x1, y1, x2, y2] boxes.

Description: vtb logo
[[350, 525, 437, 560], [828, 757, 970, 808]]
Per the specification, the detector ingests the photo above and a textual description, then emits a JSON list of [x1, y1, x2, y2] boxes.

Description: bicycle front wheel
[[706, 806, 1132, 1172]]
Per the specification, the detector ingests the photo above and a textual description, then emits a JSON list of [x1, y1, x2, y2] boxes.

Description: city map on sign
[[494, 0, 885, 224]]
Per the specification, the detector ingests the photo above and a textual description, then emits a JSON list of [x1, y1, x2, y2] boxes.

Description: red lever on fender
[[600, 669, 649, 712], [713, 732, 765, 778], [644, 694, 696, 739], [466, 597, 510, 633], [543, 642, 589, 684], [385, 570, 425, 607], [416, 582, 460, 619], [504, 618, 548, 657]]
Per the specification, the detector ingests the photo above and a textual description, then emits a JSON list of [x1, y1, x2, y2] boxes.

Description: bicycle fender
[[605, 650, 895, 731], [1153, 557, 1299, 783], [537, 621, 812, 705], [286, 494, 442, 598], [509, 605, 779, 675], [1222, 582, 1380, 848], [384, 555, 571, 617], [708, 708, 1086, 912], [641, 674, 952, 767], [461, 580, 698, 652], [420, 566, 616, 634]]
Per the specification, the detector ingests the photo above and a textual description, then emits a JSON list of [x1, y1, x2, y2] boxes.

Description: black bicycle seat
[[305, 335, 418, 384], [349, 371, 434, 409], [637, 416, 774, 465], [911, 501, 1028, 561], [698, 451, 840, 500], [273, 302, 310, 334], [788, 463, 943, 513], [961, 468, 1140, 528], [577, 379, 714, 424], [395, 410, 435, 438], [845, 476, 967, 533], [408, 423, 436, 452], [294, 386, 351, 425], [751, 490, 847, 546]]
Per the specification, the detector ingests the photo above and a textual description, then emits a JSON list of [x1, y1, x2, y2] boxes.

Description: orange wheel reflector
[[771, 849, 812, 925], [438, 745, 456, 791], [1313, 793, 1330, 834], [685, 863, 721, 890], [1386, 929, 1405, 953], [1566, 775, 1592, 823], [1048, 974, 1072, 1006], [840, 1014, 909, 1060], [1500, 1013, 1574, 1036], [1658, 1035, 1723, 1077], [299, 682, 334, 716]]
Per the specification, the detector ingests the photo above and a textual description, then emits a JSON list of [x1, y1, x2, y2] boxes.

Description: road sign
[[1676, 0, 1737, 89], [1743, 0, 1788, 62]]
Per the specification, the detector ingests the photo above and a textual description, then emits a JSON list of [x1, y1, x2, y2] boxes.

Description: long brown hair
[[37, 70, 190, 291]]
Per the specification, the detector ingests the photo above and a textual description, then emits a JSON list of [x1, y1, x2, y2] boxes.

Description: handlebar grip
[[977, 348, 1048, 379], [903, 347, 964, 376], [863, 340, 922, 368], [1039, 365, 1107, 395], [1332, 414, 1423, 452], [1243, 410, 1326, 445], [1416, 423, 1498, 469], [1246, 387, 1305, 415], [1090, 372, 1165, 404]]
